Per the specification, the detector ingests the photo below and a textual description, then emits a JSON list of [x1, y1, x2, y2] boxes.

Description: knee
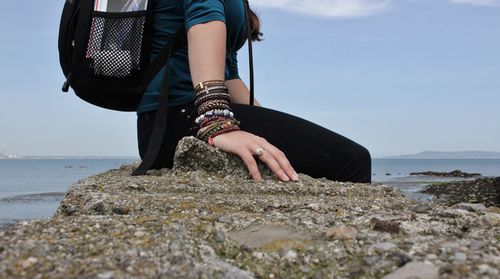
[[348, 143, 372, 183], [355, 145, 372, 168]]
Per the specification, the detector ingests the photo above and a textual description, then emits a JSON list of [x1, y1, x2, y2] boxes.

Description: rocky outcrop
[[0, 137, 499, 278], [421, 177, 500, 207], [410, 170, 481, 178]]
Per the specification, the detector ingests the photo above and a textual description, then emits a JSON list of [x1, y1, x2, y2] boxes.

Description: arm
[[186, 16, 296, 182], [226, 79, 262, 106], [187, 21, 226, 86]]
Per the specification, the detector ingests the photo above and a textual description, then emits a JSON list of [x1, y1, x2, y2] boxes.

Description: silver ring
[[255, 147, 264, 156]]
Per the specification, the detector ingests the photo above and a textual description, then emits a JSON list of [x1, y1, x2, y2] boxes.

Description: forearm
[[187, 21, 226, 86], [226, 79, 261, 106]]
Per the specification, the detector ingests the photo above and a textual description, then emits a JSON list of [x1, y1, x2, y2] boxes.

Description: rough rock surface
[[1, 137, 499, 278], [421, 177, 500, 207]]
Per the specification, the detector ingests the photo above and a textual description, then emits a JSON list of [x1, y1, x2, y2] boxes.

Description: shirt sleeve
[[226, 51, 240, 80], [183, 0, 226, 32]]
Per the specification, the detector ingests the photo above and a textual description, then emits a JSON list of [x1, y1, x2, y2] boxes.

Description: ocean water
[[1, 158, 499, 228], [0, 159, 135, 228]]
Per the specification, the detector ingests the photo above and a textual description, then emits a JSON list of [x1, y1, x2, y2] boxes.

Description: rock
[[0, 137, 499, 279], [97, 271, 115, 279], [214, 230, 226, 243], [90, 201, 105, 214], [477, 264, 499, 276], [281, 248, 298, 261], [410, 170, 481, 178], [63, 207, 78, 216], [217, 215, 233, 224], [454, 209, 472, 215], [455, 203, 487, 214], [112, 207, 130, 215], [382, 261, 439, 279], [228, 224, 312, 250], [370, 242, 398, 253], [364, 255, 380, 265], [421, 177, 499, 207], [173, 136, 273, 178], [371, 218, 401, 234], [325, 226, 358, 240], [128, 183, 146, 192], [480, 212, 500, 227], [412, 203, 431, 214], [453, 252, 467, 262], [469, 240, 485, 251], [307, 203, 320, 211]]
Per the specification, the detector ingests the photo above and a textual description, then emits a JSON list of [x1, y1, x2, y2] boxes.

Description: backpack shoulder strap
[[133, 26, 186, 176], [243, 0, 255, 106]]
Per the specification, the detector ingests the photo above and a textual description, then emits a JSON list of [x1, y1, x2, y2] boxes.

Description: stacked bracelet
[[194, 80, 240, 144], [195, 109, 235, 124]]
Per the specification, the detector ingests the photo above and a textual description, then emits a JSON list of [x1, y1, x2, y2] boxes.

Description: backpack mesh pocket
[[85, 12, 146, 78]]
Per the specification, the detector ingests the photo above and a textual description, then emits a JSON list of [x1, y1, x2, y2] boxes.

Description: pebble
[[325, 226, 358, 240], [370, 242, 398, 253], [281, 248, 298, 261], [455, 203, 487, 214], [63, 207, 78, 216], [214, 230, 225, 243], [97, 271, 115, 279], [469, 240, 485, 250], [371, 218, 401, 234], [453, 252, 467, 262], [307, 203, 320, 211], [382, 261, 439, 279], [364, 255, 380, 265], [112, 207, 130, 215], [217, 215, 233, 224], [480, 212, 500, 227], [478, 264, 499, 276], [134, 231, 146, 237], [412, 203, 431, 213]]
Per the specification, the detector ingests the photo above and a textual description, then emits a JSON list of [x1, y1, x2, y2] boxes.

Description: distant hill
[[386, 151, 500, 159]]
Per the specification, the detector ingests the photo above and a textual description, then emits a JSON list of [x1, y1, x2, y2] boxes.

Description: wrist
[[194, 80, 240, 143]]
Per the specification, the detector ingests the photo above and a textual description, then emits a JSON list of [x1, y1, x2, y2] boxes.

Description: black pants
[[137, 103, 371, 183]]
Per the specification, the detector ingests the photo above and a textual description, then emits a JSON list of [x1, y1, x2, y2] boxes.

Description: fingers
[[211, 131, 298, 182], [239, 151, 262, 181], [256, 149, 290, 182], [255, 137, 299, 181]]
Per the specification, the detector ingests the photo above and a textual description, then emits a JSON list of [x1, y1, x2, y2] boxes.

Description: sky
[[0, 0, 499, 157]]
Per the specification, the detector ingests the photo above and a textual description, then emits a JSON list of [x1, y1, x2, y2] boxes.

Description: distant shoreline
[[380, 151, 500, 160], [0, 156, 139, 160], [373, 158, 500, 160]]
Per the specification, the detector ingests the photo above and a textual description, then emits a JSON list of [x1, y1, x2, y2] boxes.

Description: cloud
[[450, 0, 500, 6], [250, 0, 392, 18]]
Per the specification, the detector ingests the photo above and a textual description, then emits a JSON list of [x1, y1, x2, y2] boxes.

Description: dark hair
[[246, 1, 263, 41]]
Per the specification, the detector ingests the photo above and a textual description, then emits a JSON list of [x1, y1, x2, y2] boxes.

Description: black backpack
[[58, 0, 255, 175]]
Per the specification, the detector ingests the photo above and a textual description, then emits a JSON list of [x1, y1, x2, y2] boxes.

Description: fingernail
[[281, 175, 290, 182], [292, 171, 299, 181]]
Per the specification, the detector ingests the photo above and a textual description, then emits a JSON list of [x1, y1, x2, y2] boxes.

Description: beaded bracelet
[[198, 101, 231, 115], [194, 80, 240, 143], [195, 109, 235, 124]]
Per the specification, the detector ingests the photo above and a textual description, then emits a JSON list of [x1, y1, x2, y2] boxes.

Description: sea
[[1, 158, 500, 229]]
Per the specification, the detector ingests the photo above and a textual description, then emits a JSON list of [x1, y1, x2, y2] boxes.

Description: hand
[[211, 130, 299, 182]]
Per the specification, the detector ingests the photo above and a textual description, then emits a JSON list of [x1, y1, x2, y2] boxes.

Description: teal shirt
[[137, 0, 247, 113]]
